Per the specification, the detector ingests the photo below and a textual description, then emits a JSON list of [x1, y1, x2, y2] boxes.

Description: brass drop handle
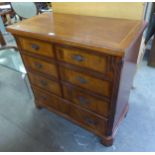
[[76, 76, 88, 84], [34, 62, 42, 69], [41, 95, 47, 100], [31, 44, 39, 50], [78, 96, 89, 105], [72, 54, 84, 62], [40, 80, 48, 86], [85, 118, 96, 126]]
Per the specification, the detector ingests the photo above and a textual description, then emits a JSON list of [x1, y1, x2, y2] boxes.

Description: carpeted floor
[[0, 59, 155, 151]]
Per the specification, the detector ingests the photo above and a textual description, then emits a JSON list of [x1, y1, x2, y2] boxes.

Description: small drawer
[[29, 73, 61, 96], [19, 37, 54, 58], [70, 105, 107, 135], [63, 85, 109, 117], [60, 67, 111, 97], [33, 87, 69, 114], [56, 46, 108, 73], [22, 55, 58, 78]]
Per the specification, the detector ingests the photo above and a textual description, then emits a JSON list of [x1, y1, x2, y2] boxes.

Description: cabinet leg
[[124, 111, 128, 118], [35, 100, 42, 109], [36, 104, 42, 109], [124, 104, 129, 118], [100, 136, 113, 146]]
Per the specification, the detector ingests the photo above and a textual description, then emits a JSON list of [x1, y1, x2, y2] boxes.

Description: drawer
[[28, 73, 61, 96], [56, 46, 108, 73], [22, 55, 58, 78], [19, 37, 54, 58], [70, 105, 107, 135], [60, 67, 111, 97], [63, 85, 109, 117], [33, 87, 69, 114]]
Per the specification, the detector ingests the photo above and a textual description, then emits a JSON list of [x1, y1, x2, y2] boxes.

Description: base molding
[[100, 135, 113, 146]]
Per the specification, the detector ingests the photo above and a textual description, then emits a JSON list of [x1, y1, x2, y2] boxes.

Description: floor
[[0, 54, 155, 151]]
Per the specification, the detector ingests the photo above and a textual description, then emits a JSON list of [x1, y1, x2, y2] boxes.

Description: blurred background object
[[11, 2, 52, 20], [143, 3, 155, 67], [0, 2, 13, 33], [144, 13, 155, 67]]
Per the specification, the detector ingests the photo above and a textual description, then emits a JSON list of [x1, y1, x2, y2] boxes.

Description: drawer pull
[[72, 54, 84, 62], [85, 118, 96, 126], [41, 95, 47, 100], [40, 80, 48, 86], [78, 96, 89, 105], [76, 76, 88, 84], [31, 44, 39, 50], [34, 62, 42, 69]]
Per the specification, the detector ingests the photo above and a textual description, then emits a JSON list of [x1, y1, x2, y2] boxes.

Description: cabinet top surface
[[7, 13, 146, 56]]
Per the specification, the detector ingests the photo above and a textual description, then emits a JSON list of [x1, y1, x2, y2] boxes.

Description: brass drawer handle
[[31, 44, 39, 50], [34, 62, 42, 69], [78, 96, 89, 105], [41, 95, 47, 100], [40, 80, 48, 86], [85, 118, 96, 126], [72, 54, 84, 62], [76, 76, 88, 84]]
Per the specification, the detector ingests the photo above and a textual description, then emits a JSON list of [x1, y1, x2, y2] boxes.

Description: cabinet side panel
[[113, 62, 136, 129], [113, 32, 143, 131]]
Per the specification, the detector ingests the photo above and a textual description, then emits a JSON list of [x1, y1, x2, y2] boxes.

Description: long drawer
[[33, 86, 107, 135], [56, 46, 108, 73], [63, 84, 110, 117], [19, 37, 54, 58], [69, 105, 107, 135], [28, 73, 61, 96], [22, 55, 58, 78], [60, 67, 111, 97], [33, 87, 69, 115]]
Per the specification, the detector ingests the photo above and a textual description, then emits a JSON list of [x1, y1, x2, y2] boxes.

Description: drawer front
[[56, 46, 108, 73], [29, 73, 61, 96], [70, 105, 107, 135], [33, 87, 69, 114], [22, 55, 58, 78], [19, 37, 54, 58], [60, 68, 111, 97], [63, 85, 109, 117]]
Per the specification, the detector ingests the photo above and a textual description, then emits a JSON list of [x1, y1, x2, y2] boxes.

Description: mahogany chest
[[7, 13, 146, 146]]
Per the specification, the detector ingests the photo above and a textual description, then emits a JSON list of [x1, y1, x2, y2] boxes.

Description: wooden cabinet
[[7, 13, 146, 146]]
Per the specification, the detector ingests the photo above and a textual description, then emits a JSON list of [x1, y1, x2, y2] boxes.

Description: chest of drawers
[[7, 13, 146, 146]]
